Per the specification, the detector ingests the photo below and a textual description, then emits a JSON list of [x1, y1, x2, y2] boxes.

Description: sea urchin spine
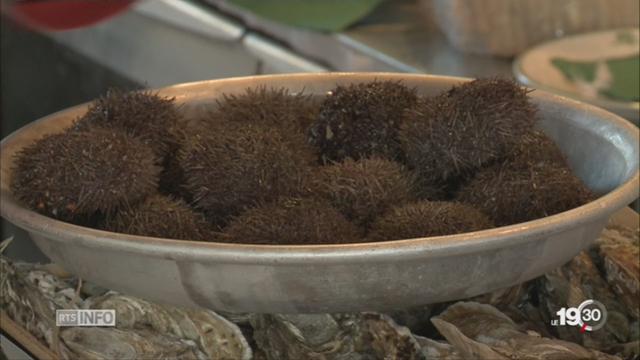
[[180, 123, 313, 223], [224, 198, 361, 245], [100, 194, 216, 241], [309, 157, 419, 228], [308, 80, 418, 162], [457, 162, 594, 226], [11, 127, 160, 221], [73, 88, 182, 157], [400, 78, 537, 182], [367, 201, 494, 242]]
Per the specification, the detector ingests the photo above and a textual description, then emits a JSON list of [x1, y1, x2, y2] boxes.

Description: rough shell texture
[[0, 256, 252, 360], [0, 256, 80, 350], [89, 293, 252, 359], [310, 157, 419, 228], [224, 198, 361, 245], [355, 313, 427, 359], [250, 312, 427, 360], [180, 124, 313, 223], [99, 194, 216, 241], [308, 81, 418, 162], [60, 327, 205, 360], [431, 301, 620, 360], [367, 201, 493, 242], [530, 237, 637, 352], [457, 163, 594, 226], [466, 282, 557, 339], [560, 252, 631, 349], [250, 314, 354, 360], [73, 89, 181, 157], [400, 78, 536, 182], [414, 336, 462, 360], [539, 270, 631, 353], [596, 226, 640, 319], [10, 128, 160, 221]]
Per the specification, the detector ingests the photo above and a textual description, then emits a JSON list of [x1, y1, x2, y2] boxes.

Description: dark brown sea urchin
[[367, 201, 494, 242], [310, 157, 419, 228], [180, 123, 313, 223], [400, 78, 536, 182], [507, 130, 568, 169], [100, 194, 215, 241], [183, 87, 318, 168], [11, 128, 160, 221], [308, 81, 418, 162], [74, 89, 181, 157], [224, 198, 361, 245], [210, 86, 319, 134], [457, 162, 594, 226]]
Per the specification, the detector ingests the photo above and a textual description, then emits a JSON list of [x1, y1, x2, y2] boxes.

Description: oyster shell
[[534, 251, 632, 350], [0, 256, 75, 352], [60, 327, 205, 360], [535, 267, 585, 344], [432, 301, 621, 360], [596, 227, 639, 320], [471, 283, 528, 309], [354, 313, 426, 359], [470, 282, 554, 337], [89, 293, 251, 360], [250, 314, 359, 359], [0, 256, 251, 360], [386, 305, 433, 335], [567, 252, 631, 347], [251, 313, 427, 359], [414, 336, 463, 360]]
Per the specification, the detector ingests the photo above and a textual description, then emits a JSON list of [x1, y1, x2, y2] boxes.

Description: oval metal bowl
[[1, 73, 638, 313]]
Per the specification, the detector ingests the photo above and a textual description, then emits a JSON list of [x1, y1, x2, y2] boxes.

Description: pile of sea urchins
[[11, 79, 594, 245]]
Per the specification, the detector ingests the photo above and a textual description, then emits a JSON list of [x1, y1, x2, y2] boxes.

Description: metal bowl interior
[[1, 73, 638, 313]]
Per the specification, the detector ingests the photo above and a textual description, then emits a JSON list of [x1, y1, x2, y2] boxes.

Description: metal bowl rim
[[1, 72, 638, 264]]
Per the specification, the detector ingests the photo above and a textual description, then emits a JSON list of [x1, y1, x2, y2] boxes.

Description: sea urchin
[[400, 78, 536, 182], [209, 86, 319, 134], [100, 194, 215, 241], [308, 81, 418, 162], [367, 201, 493, 242], [180, 123, 313, 223], [457, 162, 594, 226], [224, 198, 361, 245], [310, 157, 418, 227], [11, 127, 160, 221], [74, 88, 181, 157]]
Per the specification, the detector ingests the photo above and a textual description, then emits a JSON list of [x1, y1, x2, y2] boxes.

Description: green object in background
[[551, 55, 640, 102], [551, 58, 597, 83], [600, 56, 640, 102], [229, 0, 383, 32], [616, 30, 637, 44]]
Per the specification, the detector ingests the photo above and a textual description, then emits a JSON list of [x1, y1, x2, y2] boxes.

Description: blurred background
[[1, 0, 639, 256], [3, 0, 638, 135]]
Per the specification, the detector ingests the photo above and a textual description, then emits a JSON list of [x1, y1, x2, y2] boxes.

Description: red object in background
[[7, 0, 136, 31]]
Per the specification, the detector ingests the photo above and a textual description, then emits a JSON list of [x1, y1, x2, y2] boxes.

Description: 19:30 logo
[[551, 299, 608, 332]]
